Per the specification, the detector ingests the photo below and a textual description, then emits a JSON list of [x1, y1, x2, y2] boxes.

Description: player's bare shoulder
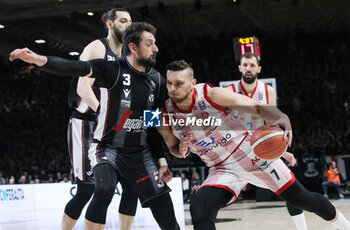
[[266, 84, 276, 105], [80, 39, 106, 61]]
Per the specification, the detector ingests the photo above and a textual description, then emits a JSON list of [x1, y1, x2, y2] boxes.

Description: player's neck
[[126, 55, 146, 73], [241, 79, 257, 94], [106, 34, 123, 57]]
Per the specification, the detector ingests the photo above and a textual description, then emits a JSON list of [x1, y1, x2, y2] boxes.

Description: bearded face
[[136, 53, 157, 68], [242, 72, 258, 84], [113, 26, 124, 43]]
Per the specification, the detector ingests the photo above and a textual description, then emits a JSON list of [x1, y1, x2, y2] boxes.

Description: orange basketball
[[250, 124, 288, 160]]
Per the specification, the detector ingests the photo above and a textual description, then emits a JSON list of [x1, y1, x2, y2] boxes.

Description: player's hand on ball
[[282, 151, 296, 167], [273, 113, 293, 147]]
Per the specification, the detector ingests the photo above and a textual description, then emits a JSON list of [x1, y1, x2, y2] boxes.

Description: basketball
[[250, 124, 288, 160]]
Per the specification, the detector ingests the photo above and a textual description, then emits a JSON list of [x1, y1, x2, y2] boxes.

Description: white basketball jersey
[[229, 79, 269, 130], [163, 83, 249, 167]]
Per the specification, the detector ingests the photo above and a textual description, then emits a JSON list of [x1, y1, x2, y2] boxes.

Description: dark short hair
[[101, 8, 129, 29], [166, 60, 194, 79], [240, 53, 260, 66], [166, 60, 192, 71], [123, 22, 157, 55]]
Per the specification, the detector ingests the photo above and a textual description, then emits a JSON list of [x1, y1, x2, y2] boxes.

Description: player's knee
[[94, 182, 115, 204], [75, 184, 94, 202]]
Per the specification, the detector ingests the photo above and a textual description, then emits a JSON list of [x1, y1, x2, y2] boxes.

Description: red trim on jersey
[[82, 121, 86, 181], [172, 88, 197, 113], [70, 121, 75, 178], [264, 83, 269, 104], [96, 144, 101, 162], [275, 172, 296, 195], [197, 184, 237, 207], [230, 84, 236, 93], [203, 83, 226, 112], [162, 103, 173, 134], [214, 132, 249, 166], [101, 91, 111, 141], [239, 79, 258, 98]]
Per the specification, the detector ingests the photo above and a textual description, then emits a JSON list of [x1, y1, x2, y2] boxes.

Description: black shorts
[[67, 117, 94, 183], [89, 144, 171, 207]]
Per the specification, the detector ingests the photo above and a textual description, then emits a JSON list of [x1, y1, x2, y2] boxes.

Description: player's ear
[[106, 20, 113, 30], [128, 43, 137, 53], [258, 66, 262, 73], [192, 78, 197, 85]]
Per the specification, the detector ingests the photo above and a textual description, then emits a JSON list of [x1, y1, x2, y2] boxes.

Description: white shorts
[[67, 117, 95, 182], [199, 139, 295, 206]]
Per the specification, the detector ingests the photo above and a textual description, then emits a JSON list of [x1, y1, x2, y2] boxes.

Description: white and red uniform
[[163, 83, 295, 206], [229, 79, 269, 130]]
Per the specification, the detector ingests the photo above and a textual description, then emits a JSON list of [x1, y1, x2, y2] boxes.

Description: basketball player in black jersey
[[10, 22, 179, 230], [63, 8, 139, 230]]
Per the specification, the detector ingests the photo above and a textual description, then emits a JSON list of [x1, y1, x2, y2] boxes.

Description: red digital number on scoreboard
[[233, 36, 261, 61]]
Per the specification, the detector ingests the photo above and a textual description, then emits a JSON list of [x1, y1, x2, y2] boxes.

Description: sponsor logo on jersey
[[123, 89, 131, 98], [198, 100, 206, 110], [196, 136, 215, 147], [121, 99, 130, 108], [143, 109, 161, 127], [259, 93, 263, 101], [112, 110, 147, 132], [201, 112, 209, 119], [107, 55, 116, 61], [251, 156, 272, 171], [199, 133, 233, 156]]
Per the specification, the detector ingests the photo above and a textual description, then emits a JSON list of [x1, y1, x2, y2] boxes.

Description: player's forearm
[[77, 78, 99, 112], [44, 56, 91, 77], [32, 55, 48, 66], [148, 127, 166, 159], [169, 143, 183, 158], [256, 104, 286, 123]]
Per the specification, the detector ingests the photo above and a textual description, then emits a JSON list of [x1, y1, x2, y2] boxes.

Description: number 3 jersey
[[89, 57, 167, 148], [163, 83, 249, 167]]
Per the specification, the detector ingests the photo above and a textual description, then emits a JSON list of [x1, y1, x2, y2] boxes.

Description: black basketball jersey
[[67, 38, 118, 119], [89, 58, 167, 149]]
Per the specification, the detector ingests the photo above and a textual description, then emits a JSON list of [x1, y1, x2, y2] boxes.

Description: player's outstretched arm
[[9, 48, 47, 66], [208, 87, 292, 146], [9, 48, 92, 78]]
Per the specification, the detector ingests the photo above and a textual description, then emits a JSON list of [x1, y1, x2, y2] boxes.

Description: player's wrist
[[158, 157, 168, 167]]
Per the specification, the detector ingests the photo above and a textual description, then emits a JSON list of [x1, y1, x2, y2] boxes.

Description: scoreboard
[[233, 36, 261, 61]]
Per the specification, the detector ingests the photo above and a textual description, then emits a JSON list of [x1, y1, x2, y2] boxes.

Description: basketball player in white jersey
[[62, 8, 137, 230], [158, 60, 350, 230], [227, 52, 307, 230]]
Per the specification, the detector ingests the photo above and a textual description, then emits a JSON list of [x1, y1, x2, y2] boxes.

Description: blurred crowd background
[[1, 0, 350, 201]]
